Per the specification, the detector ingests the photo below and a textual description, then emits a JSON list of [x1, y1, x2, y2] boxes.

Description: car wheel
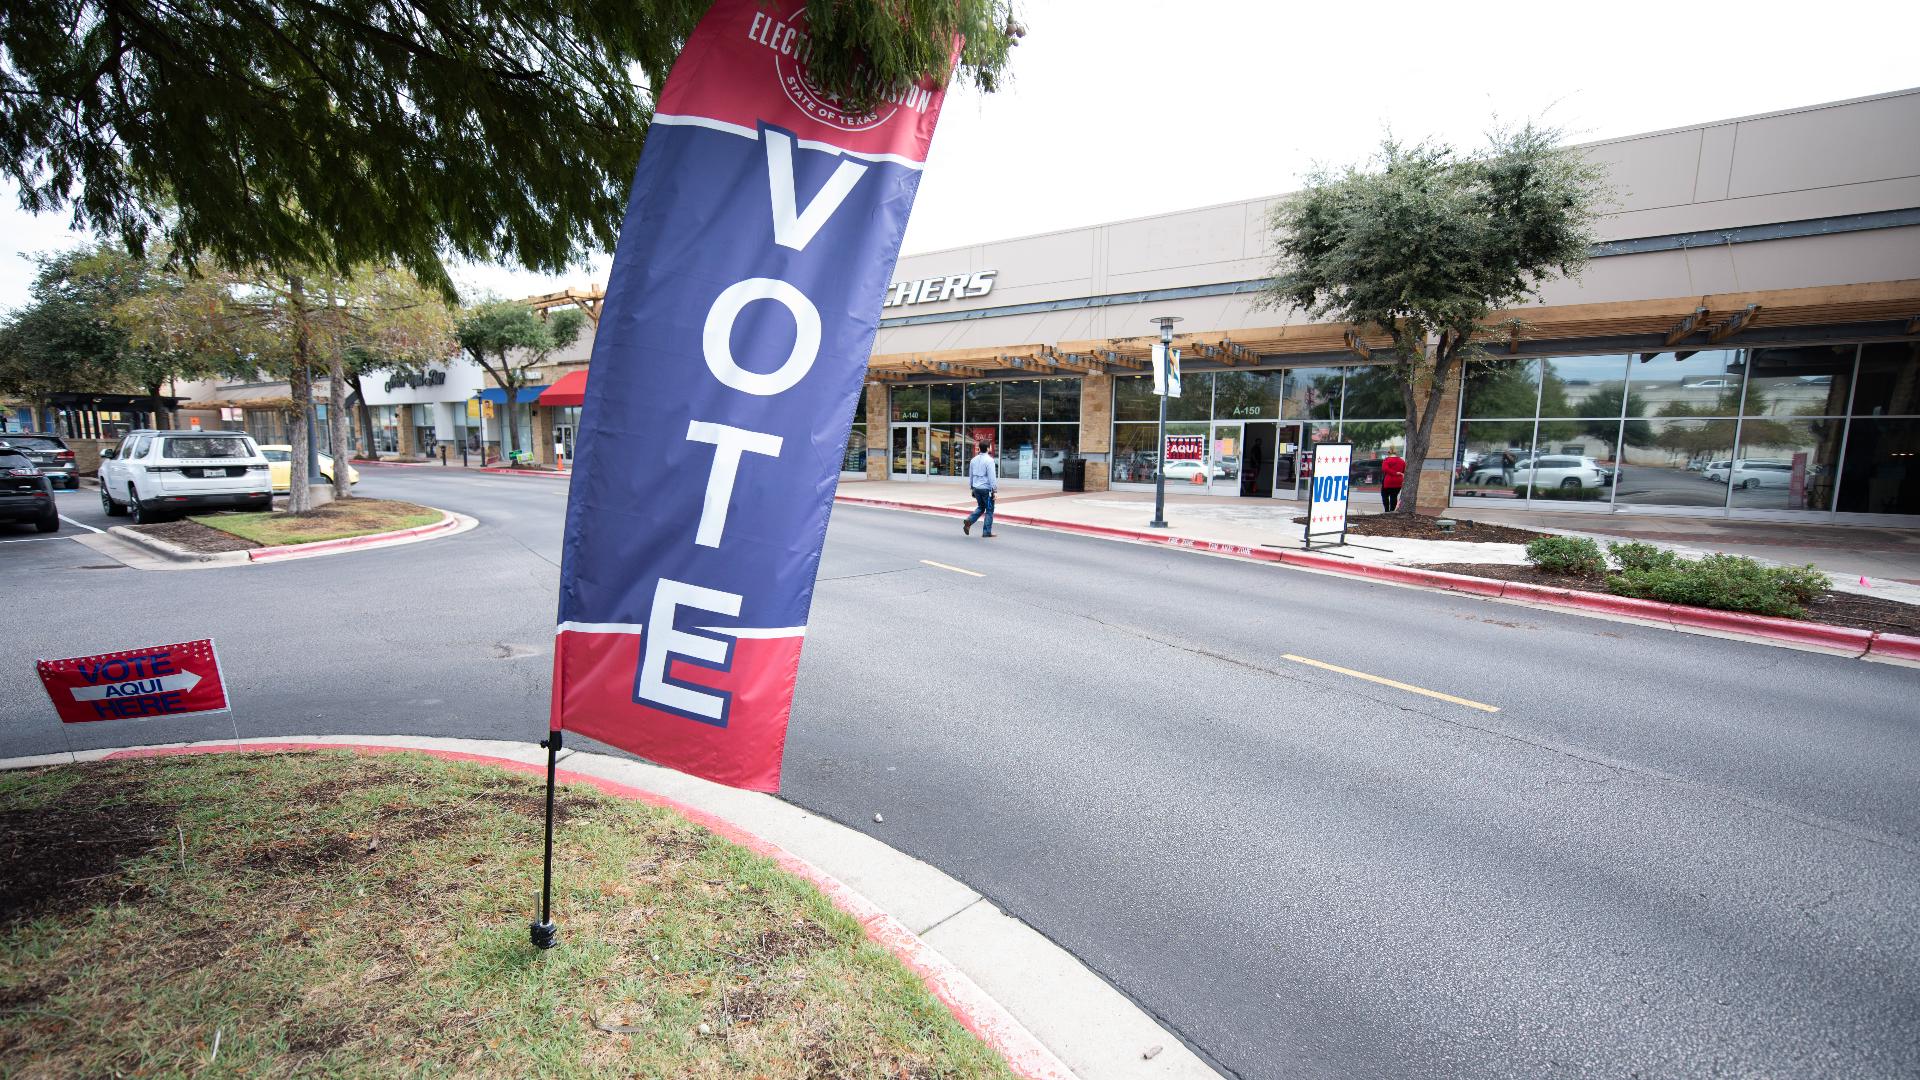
[[101, 485, 126, 516], [1560, 477, 1581, 489], [1039, 467, 1053, 479], [127, 485, 152, 524], [1741, 478, 1760, 490], [35, 510, 59, 533], [249, 498, 272, 512]]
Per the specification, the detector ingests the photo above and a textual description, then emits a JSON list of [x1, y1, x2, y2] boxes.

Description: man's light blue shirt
[[968, 452, 997, 492]]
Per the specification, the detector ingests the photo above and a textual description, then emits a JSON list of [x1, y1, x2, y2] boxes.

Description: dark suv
[[0, 448, 59, 533], [0, 433, 77, 489]]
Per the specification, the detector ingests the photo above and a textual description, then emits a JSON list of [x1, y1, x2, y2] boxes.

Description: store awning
[[538, 370, 590, 407], [477, 385, 548, 405]]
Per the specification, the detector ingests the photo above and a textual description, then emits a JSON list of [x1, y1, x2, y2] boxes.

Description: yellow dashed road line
[[1281, 654, 1500, 712]]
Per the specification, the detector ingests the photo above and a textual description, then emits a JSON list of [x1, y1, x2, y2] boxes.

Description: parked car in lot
[[0, 433, 78, 488], [258, 445, 360, 492], [0, 447, 59, 532], [98, 430, 272, 523], [1711, 459, 1796, 489]]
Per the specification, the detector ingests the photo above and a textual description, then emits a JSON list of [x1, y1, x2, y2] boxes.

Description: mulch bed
[[127, 519, 259, 553], [1335, 514, 1551, 545], [1417, 561, 1920, 635]]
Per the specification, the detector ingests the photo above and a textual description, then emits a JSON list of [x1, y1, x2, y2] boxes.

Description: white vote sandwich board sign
[[1304, 442, 1353, 549]]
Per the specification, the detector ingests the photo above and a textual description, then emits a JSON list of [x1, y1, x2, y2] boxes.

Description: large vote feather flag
[[551, 0, 953, 791]]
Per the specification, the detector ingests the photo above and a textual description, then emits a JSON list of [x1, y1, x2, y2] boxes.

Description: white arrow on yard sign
[[68, 671, 202, 702]]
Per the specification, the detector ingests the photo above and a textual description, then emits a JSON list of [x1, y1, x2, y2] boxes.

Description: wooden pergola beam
[[1664, 306, 1709, 346], [1706, 304, 1762, 345]]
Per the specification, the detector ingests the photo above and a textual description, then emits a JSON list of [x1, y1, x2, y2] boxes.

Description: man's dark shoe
[[962, 518, 971, 535], [983, 532, 996, 538]]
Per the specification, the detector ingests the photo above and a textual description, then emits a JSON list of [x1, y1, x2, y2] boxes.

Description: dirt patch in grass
[[0, 776, 178, 925], [126, 518, 260, 552], [0, 751, 1015, 1079], [1416, 561, 1920, 634], [191, 497, 443, 546], [1336, 514, 1550, 545]]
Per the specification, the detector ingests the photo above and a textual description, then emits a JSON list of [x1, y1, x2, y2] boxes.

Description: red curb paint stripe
[[99, 742, 1073, 1080], [1866, 631, 1920, 662], [836, 493, 1894, 657], [247, 514, 457, 562]]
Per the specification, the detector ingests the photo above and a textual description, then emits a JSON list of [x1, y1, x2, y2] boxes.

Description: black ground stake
[[530, 729, 562, 950]]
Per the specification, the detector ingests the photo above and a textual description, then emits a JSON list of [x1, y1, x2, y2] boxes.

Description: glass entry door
[[1273, 422, 1305, 499], [890, 423, 929, 479], [1209, 422, 1242, 495]]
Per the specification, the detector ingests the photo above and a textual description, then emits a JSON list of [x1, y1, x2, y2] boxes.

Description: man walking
[[962, 440, 997, 538]]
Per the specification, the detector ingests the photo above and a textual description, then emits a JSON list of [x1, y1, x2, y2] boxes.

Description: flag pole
[[530, 729, 562, 950]]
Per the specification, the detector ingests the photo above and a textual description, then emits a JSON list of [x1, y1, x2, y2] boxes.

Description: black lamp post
[[1149, 315, 1182, 528]]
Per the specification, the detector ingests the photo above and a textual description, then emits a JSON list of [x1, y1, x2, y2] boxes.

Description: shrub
[[1606, 553, 1830, 618], [1525, 535, 1606, 576], [1606, 541, 1681, 574], [1520, 484, 1608, 501]]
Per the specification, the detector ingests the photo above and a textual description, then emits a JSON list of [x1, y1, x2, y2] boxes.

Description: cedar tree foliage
[[0, 0, 1022, 298], [1263, 124, 1610, 510]]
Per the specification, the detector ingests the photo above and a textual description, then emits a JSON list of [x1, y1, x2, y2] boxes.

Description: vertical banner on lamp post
[[551, 0, 955, 792]]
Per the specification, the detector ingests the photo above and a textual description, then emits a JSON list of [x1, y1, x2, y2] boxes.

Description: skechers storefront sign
[[883, 270, 996, 308]]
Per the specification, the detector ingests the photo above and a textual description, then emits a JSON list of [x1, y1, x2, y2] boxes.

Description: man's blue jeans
[[966, 487, 994, 534]]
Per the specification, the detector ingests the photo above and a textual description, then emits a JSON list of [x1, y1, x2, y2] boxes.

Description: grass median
[[0, 751, 1015, 1078], [194, 498, 443, 546]]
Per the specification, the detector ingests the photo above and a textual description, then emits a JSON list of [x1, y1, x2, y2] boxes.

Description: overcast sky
[[4, 0, 1915, 311]]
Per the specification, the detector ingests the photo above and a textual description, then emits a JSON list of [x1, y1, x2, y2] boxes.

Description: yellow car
[[260, 445, 361, 493]]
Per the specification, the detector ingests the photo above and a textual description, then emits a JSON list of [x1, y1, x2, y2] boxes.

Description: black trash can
[[1062, 457, 1087, 493]]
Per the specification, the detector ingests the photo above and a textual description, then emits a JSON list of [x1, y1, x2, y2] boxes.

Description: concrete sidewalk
[[1, 735, 1220, 1080], [836, 479, 1920, 605]]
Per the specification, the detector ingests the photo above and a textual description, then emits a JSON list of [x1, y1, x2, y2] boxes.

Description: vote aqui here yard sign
[[37, 639, 231, 723]]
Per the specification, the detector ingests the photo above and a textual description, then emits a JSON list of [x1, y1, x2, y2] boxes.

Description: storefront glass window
[[1282, 367, 1343, 420], [1112, 423, 1158, 483], [1038, 424, 1077, 479], [891, 385, 928, 422], [998, 423, 1037, 479], [1836, 418, 1920, 515], [1613, 418, 1737, 507], [1000, 381, 1040, 423], [927, 383, 961, 423], [1212, 371, 1280, 420], [1730, 417, 1842, 512], [844, 386, 867, 472], [1462, 359, 1540, 420], [1114, 374, 1157, 421], [1742, 345, 1855, 418], [963, 382, 999, 425], [1853, 342, 1920, 417], [1042, 379, 1082, 422], [1626, 350, 1745, 418], [929, 425, 968, 477], [1167, 372, 1212, 422], [1339, 366, 1400, 421], [1540, 355, 1631, 417], [1453, 420, 1535, 499]]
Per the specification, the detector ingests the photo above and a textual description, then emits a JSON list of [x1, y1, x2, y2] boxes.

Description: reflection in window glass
[[1743, 345, 1855, 419], [927, 383, 961, 423], [1453, 420, 1535, 499], [890, 385, 928, 422], [1614, 418, 1737, 507], [1836, 418, 1920, 515], [1212, 370, 1281, 420], [1282, 367, 1343, 420], [928, 425, 967, 477], [1037, 424, 1077, 479], [1041, 379, 1082, 422], [1524, 420, 1618, 504], [1111, 423, 1158, 483], [1340, 366, 1401, 420], [1540, 355, 1629, 417], [1729, 417, 1842, 512], [1166, 373, 1212, 422], [1000, 380, 1040, 423], [998, 423, 1038, 479], [1114, 375, 1157, 422], [1852, 342, 1920, 417], [964, 381, 1000, 425], [1626, 350, 1744, 418], [1462, 360, 1540, 419], [1344, 421, 1405, 493]]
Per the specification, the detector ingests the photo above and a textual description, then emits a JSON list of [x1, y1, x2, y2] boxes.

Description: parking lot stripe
[[59, 516, 103, 534], [1281, 654, 1500, 712], [920, 559, 985, 578]]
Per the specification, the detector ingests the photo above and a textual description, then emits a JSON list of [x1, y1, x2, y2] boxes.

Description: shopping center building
[[843, 87, 1919, 523]]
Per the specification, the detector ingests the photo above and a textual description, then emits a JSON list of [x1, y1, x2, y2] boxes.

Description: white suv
[[99, 430, 273, 523]]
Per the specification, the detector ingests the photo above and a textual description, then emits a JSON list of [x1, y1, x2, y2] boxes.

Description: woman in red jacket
[[1380, 452, 1407, 512]]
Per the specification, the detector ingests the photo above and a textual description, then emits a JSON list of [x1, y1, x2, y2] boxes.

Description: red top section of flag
[[36, 639, 230, 724], [655, 0, 953, 163]]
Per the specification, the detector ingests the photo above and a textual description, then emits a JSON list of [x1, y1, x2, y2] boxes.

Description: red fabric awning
[[538, 370, 589, 407]]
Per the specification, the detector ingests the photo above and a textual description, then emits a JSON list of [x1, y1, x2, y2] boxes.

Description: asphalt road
[[4, 467, 1918, 1079]]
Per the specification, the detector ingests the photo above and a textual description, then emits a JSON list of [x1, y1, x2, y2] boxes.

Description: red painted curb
[[247, 514, 457, 562], [836, 493, 1902, 658], [98, 742, 1073, 1080], [1866, 631, 1920, 662]]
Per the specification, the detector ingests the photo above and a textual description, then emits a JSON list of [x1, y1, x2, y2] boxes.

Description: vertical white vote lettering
[[637, 578, 742, 723], [765, 129, 867, 252], [686, 420, 783, 548]]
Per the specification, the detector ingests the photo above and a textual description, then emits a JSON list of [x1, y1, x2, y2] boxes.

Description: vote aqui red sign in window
[[36, 639, 231, 724], [1164, 435, 1205, 462]]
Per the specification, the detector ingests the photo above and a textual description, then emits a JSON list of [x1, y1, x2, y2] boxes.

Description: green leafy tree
[[455, 302, 586, 459], [0, 245, 217, 431], [1263, 124, 1610, 512], [1, 0, 1021, 297], [121, 264, 453, 508]]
